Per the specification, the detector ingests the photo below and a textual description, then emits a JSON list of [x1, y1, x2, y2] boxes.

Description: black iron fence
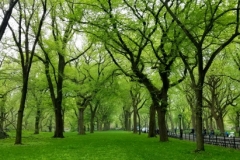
[[167, 131, 240, 149]]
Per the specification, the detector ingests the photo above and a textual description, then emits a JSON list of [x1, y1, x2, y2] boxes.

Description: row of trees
[[1, 0, 240, 152]]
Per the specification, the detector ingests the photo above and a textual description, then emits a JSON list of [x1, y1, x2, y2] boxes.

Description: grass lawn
[[0, 131, 239, 160]]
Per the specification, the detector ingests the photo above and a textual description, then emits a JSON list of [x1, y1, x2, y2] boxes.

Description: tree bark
[[123, 109, 131, 131], [0, 112, 3, 132], [48, 115, 53, 132], [15, 79, 28, 144], [103, 121, 110, 130], [148, 103, 156, 137], [157, 84, 168, 141], [90, 114, 95, 133], [53, 104, 64, 137], [78, 108, 85, 135], [195, 86, 204, 151], [0, 101, 5, 132], [156, 107, 168, 141], [235, 112, 240, 136], [89, 103, 98, 133], [34, 109, 41, 134], [133, 105, 137, 134], [137, 110, 141, 135], [215, 116, 224, 133]]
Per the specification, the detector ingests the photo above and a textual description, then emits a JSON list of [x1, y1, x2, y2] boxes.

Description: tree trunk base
[[194, 149, 205, 153], [78, 133, 86, 135]]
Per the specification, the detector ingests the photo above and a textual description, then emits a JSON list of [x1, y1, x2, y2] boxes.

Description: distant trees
[[204, 75, 240, 133], [80, 0, 187, 142]]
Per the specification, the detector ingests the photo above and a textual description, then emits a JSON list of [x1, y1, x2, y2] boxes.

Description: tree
[[130, 84, 148, 134], [36, 1, 90, 137], [6, 0, 47, 144], [204, 75, 240, 133], [67, 48, 119, 134], [88, 72, 120, 133], [161, 0, 240, 151]]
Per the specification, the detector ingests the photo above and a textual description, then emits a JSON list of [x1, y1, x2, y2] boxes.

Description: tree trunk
[[133, 105, 137, 134], [127, 112, 132, 131], [215, 116, 224, 133], [53, 104, 64, 138], [182, 116, 185, 130], [209, 116, 213, 130], [53, 53, 65, 137], [195, 87, 204, 151], [156, 87, 168, 142], [44, 60, 64, 137], [235, 112, 239, 136], [124, 110, 128, 130], [0, 107, 4, 132], [156, 107, 168, 141], [137, 110, 141, 135], [78, 108, 85, 135], [98, 121, 102, 131], [190, 107, 196, 130], [62, 109, 65, 132], [205, 113, 209, 132], [48, 115, 53, 132], [103, 122, 109, 130], [168, 112, 174, 131], [123, 110, 132, 131], [89, 103, 98, 133], [15, 78, 28, 144], [148, 103, 156, 137], [34, 109, 41, 134], [90, 114, 95, 133]]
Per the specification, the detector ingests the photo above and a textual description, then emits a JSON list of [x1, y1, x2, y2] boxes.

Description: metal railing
[[167, 131, 240, 149]]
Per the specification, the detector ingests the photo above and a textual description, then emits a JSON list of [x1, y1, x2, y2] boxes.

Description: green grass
[[0, 131, 239, 160]]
